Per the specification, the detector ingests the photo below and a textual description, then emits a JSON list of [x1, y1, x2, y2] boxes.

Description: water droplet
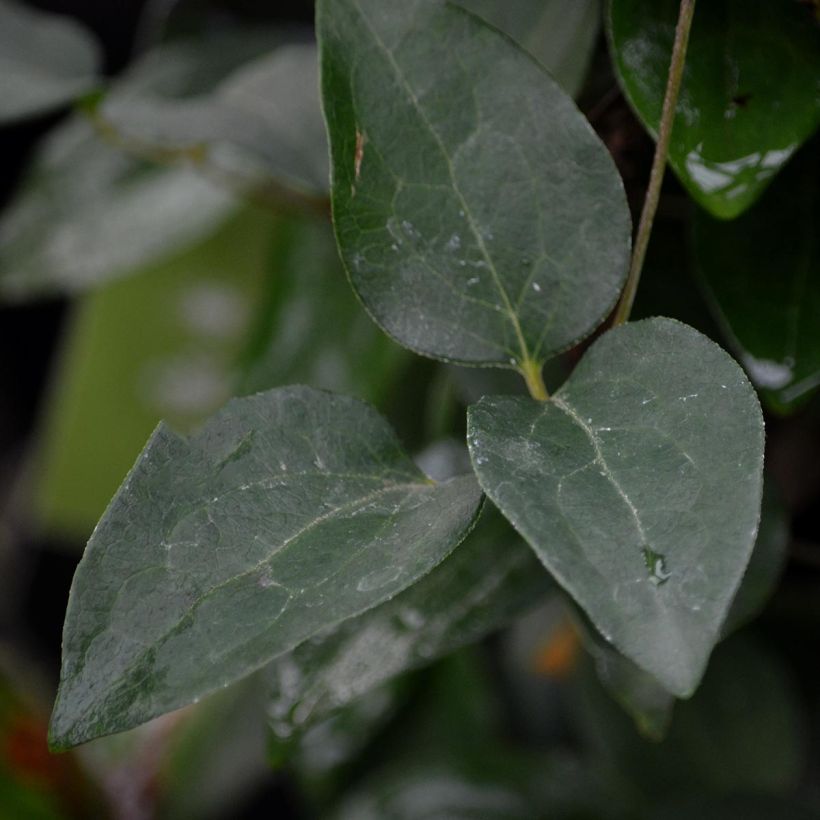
[[467, 276, 479, 285], [642, 546, 671, 586], [532, 282, 541, 292]]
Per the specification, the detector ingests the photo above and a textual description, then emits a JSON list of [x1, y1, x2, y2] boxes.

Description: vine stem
[[612, 0, 696, 327]]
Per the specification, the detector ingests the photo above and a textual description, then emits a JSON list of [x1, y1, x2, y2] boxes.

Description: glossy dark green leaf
[[99, 43, 328, 200], [455, 0, 600, 98], [319, 0, 630, 368], [0, 0, 101, 123], [608, 0, 820, 219], [468, 318, 764, 696], [265, 507, 548, 736], [49, 387, 482, 749], [695, 144, 820, 412]]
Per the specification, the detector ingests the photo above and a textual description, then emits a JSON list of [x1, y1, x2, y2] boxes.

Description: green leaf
[[608, 0, 820, 219], [0, 30, 322, 300], [455, 0, 600, 98], [723, 481, 789, 635], [49, 386, 482, 749], [0, 0, 101, 124], [0, 117, 236, 300], [99, 43, 329, 200], [319, 0, 630, 368], [578, 619, 675, 741], [468, 318, 764, 696], [574, 636, 804, 798], [695, 143, 820, 412], [265, 507, 548, 736]]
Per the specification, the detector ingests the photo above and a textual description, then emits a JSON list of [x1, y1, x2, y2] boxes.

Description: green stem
[[520, 357, 549, 401], [612, 0, 696, 327]]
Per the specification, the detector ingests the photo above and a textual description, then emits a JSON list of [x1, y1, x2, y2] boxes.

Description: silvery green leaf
[[49, 386, 482, 749]]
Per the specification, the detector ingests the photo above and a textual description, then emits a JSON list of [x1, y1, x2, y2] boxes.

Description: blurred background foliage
[[0, 0, 819, 817]]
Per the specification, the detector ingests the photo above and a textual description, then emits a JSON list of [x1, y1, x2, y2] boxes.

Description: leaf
[[694, 142, 820, 412], [454, 0, 600, 98], [265, 507, 548, 736], [318, 0, 630, 369], [48, 386, 482, 749], [34, 208, 275, 541], [608, 0, 820, 219], [0, 116, 236, 300], [0, 30, 320, 300], [0, 0, 101, 124], [578, 618, 675, 741], [574, 636, 804, 798], [157, 679, 271, 820], [98, 43, 328, 200], [722, 481, 789, 635], [468, 317, 764, 696]]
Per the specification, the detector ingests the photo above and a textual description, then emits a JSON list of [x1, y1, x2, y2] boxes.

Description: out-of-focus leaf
[[579, 622, 674, 741], [723, 481, 789, 635], [0, 29, 308, 300], [156, 680, 270, 820], [0, 0, 101, 124], [239, 215, 407, 403], [35, 207, 274, 541], [695, 143, 820, 412], [455, 0, 600, 97], [0, 117, 235, 300], [264, 506, 548, 737], [98, 43, 328, 200], [49, 386, 482, 749], [469, 318, 765, 697], [319, 0, 630, 367], [574, 636, 805, 798], [608, 0, 820, 218]]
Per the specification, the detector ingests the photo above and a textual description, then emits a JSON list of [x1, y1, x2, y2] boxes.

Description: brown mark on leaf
[[352, 128, 367, 195]]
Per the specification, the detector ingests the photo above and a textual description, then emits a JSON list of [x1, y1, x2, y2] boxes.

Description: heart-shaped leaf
[[695, 143, 820, 413], [608, 0, 820, 219], [468, 318, 764, 695], [49, 386, 482, 749], [0, 0, 101, 124], [318, 0, 630, 369]]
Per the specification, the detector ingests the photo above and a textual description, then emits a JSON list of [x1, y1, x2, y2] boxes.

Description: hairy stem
[[612, 0, 696, 326]]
